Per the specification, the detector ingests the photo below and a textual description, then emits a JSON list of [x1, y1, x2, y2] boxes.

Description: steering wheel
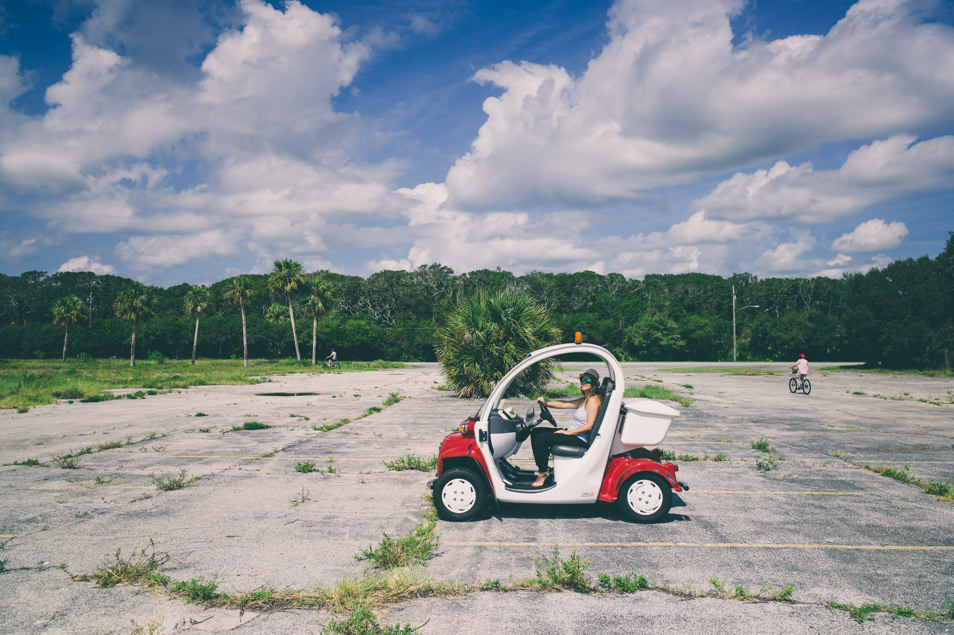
[[537, 400, 557, 426]]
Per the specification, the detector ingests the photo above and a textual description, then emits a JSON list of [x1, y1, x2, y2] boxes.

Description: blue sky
[[1, 0, 953, 285]]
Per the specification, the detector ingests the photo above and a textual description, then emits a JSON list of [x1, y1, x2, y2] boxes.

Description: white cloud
[[115, 228, 241, 269], [832, 219, 908, 252], [755, 234, 817, 274], [367, 183, 599, 273], [444, 0, 954, 210], [57, 256, 116, 275], [0, 0, 399, 273], [694, 135, 954, 222]]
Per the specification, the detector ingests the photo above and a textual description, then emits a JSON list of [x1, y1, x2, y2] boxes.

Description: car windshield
[[493, 352, 611, 413]]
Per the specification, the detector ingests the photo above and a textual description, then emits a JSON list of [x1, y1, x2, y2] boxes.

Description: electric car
[[430, 340, 687, 523]]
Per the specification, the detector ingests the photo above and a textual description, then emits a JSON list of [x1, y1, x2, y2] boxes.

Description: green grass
[[384, 454, 438, 472], [0, 358, 409, 410], [821, 365, 954, 378], [750, 437, 775, 453], [11, 458, 42, 467], [295, 461, 318, 473], [666, 367, 778, 376], [624, 385, 692, 406]]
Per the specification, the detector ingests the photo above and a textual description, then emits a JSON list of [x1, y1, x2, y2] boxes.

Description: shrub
[[434, 289, 559, 398]]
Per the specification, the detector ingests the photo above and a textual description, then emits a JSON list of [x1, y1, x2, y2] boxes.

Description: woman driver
[[530, 368, 602, 487]]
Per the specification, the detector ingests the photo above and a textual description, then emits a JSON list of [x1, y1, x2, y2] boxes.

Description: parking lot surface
[[1, 362, 952, 633]]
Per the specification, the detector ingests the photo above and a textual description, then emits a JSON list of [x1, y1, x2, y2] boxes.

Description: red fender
[[598, 457, 681, 503], [436, 429, 495, 494]]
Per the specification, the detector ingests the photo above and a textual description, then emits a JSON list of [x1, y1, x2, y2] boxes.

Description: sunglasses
[[579, 376, 595, 384]]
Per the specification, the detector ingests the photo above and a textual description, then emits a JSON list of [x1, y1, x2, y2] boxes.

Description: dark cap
[[580, 368, 600, 383]]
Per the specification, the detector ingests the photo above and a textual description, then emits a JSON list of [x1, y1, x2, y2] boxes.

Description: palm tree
[[434, 289, 560, 398], [303, 275, 334, 365], [52, 295, 86, 361], [268, 259, 306, 361], [113, 285, 155, 367], [184, 285, 211, 366], [224, 276, 255, 368]]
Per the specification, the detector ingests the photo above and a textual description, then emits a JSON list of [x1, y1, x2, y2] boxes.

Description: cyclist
[[791, 353, 808, 390], [325, 347, 338, 368]]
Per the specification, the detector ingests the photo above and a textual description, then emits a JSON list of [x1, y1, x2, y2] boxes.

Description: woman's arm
[[537, 396, 583, 409], [556, 396, 601, 435]]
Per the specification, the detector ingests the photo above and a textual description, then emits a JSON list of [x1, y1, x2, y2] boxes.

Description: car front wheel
[[617, 472, 672, 523], [433, 467, 486, 521]]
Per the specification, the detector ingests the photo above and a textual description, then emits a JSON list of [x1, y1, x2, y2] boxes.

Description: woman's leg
[[531, 428, 558, 473]]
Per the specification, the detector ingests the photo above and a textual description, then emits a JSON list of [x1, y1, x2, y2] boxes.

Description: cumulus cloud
[[367, 183, 599, 273], [693, 135, 954, 222], [445, 0, 954, 210], [115, 228, 241, 269], [0, 0, 394, 274], [58, 256, 116, 275], [832, 219, 908, 252]]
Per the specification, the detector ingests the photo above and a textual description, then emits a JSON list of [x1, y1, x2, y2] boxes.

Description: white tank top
[[573, 404, 589, 442]]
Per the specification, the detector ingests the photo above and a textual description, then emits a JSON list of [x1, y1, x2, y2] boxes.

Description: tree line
[[1, 233, 952, 368]]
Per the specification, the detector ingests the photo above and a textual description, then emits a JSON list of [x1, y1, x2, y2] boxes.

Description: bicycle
[[789, 371, 811, 395]]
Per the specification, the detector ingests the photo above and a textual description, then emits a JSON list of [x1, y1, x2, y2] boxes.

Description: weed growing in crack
[[827, 599, 952, 623], [750, 437, 775, 453], [151, 469, 198, 491], [226, 421, 271, 432], [320, 600, 418, 635], [296, 461, 317, 473], [755, 455, 781, 472], [128, 617, 165, 635], [598, 571, 649, 592], [357, 518, 438, 570], [514, 548, 591, 592], [52, 453, 80, 469], [168, 576, 219, 602], [96, 440, 123, 451], [384, 454, 437, 472], [865, 464, 954, 503], [85, 539, 169, 587], [12, 458, 42, 467], [290, 488, 310, 507]]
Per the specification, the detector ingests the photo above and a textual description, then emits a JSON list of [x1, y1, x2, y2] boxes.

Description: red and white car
[[430, 341, 687, 523]]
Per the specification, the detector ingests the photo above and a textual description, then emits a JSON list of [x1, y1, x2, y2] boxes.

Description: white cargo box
[[619, 398, 680, 448]]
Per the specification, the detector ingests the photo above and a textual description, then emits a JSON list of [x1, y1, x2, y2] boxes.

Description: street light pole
[[732, 284, 759, 362]]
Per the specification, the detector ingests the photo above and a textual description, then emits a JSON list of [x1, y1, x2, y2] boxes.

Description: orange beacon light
[[574, 331, 582, 344]]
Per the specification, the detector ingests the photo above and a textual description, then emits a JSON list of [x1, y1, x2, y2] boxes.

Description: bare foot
[[532, 472, 548, 487]]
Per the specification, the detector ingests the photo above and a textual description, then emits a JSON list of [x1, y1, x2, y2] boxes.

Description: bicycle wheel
[[789, 377, 797, 393], [801, 378, 811, 395]]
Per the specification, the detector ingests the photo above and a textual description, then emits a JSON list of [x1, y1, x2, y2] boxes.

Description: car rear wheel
[[433, 467, 486, 521], [617, 472, 672, 523]]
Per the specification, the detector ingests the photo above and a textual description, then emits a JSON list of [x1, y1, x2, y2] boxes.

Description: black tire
[[617, 472, 672, 523], [788, 377, 797, 393], [433, 467, 486, 521], [801, 378, 811, 395]]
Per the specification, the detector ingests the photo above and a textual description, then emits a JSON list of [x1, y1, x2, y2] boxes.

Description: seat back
[[586, 377, 614, 447]]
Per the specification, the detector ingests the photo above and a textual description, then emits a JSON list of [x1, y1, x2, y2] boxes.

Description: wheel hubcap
[[441, 478, 477, 514], [627, 479, 663, 515]]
